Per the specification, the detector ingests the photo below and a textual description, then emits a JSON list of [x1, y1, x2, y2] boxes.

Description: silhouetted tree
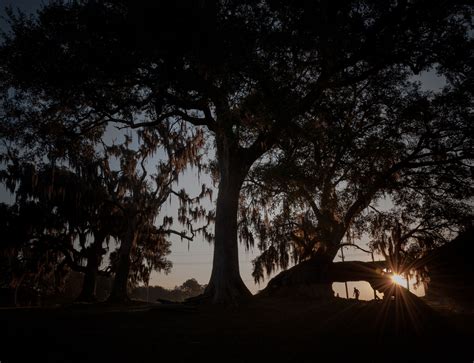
[[1, 0, 472, 303], [367, 200, 472, 284], [0, 131, 208, 303], [242, 67, 472, 288], [128, 225, 173, 289], [180, 278, 204, 297], [65, 152, 120, 302], [0, 175, 76, 305], [105, 139, 166, 302], [0, 150, 114, 302], [105, 129, 210, 302]]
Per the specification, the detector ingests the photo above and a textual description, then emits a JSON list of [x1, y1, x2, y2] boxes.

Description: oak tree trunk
[[13, 274, 25, 307], [76, 235, 104, 302], [263, 230, 345, 298], [108, 222, 137, 303], [204, 134, 252, 304], [260, 257, 397, 298]]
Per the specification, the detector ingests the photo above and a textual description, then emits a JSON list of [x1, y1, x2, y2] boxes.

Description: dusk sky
[[0, 0, 440, 299]]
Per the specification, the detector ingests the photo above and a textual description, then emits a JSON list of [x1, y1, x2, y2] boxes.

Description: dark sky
[[0, 0, 41, 12], [0, 0, 42, 31]]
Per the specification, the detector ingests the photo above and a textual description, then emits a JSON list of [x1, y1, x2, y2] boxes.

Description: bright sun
[[391, 273, 406, 286]]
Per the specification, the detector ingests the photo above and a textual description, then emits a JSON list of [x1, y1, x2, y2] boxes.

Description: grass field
[[1, 297, 472, 363]]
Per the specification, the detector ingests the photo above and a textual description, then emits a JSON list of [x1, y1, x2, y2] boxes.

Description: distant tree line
[[131, 278, 206, 303]]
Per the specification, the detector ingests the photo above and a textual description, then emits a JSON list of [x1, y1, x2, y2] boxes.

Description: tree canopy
[[240, 67, 473, 282]]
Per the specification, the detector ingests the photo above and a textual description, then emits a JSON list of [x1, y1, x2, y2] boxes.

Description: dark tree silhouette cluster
[[0, 0, 472, 304]]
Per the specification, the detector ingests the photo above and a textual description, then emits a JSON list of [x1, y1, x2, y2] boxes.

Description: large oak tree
[[241, 70, 472, 290], [1, 0, 472, 303]]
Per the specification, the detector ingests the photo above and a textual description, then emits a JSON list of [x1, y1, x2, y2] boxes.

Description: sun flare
[[391, 273, 406, 286]]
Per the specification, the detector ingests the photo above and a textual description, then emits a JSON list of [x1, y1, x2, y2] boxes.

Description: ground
[[0, 297, 472, 362]]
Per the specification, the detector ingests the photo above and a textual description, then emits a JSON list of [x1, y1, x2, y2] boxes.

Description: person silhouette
[[353, 287, 360, 300]]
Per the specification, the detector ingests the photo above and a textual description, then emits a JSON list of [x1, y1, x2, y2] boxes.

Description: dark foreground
[[1, 297, 472, 363]]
